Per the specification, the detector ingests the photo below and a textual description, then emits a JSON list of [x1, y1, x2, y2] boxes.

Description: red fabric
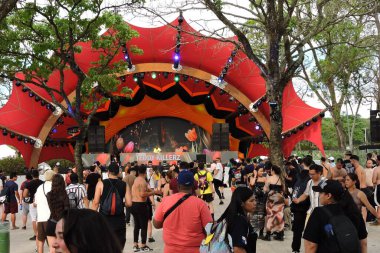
[[282, 118, 325, 157], [247, 143, 269, 157]]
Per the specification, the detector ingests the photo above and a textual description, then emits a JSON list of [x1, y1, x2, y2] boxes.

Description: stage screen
[[106, 117, 211, 154]]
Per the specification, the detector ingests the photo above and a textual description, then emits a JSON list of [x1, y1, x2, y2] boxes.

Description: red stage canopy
[[0, 18, 325, 166]]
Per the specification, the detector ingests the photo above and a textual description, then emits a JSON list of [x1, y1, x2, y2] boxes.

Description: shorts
[[375, 185, 380, 206], [22, 203, 30, 216], [29, 204, 37, 221], [46, 219, 57, 237], [147, 203, 153, 220], [37, 222, 48, 241], [4, 202, 18, 214], [201, 193, 214, 203]]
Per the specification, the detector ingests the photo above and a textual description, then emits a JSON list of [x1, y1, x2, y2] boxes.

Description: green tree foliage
[[0, 0, 141, 182], [321, 117, 369, 150], [0, 156, 25, 175]]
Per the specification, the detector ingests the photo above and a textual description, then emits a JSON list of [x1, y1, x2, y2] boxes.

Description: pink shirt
[[154, 192, 212, 253]]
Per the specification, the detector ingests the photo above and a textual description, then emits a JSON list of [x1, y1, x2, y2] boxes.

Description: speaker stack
[[88, 125, 105, 153], [211, 123, 230, 150], [370, 110, 380, 143]]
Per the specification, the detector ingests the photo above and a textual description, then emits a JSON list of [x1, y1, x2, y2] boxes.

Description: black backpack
[[67, 185, 81, 209], [100, 179, 124, 216], [321, 207, 360, 253]]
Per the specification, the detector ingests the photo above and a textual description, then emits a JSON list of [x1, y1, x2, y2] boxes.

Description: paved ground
[[7, 188, 380, 253]]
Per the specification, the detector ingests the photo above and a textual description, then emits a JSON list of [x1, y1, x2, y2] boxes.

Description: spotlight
[[282, 135, 285, 139], [229, 96, 234, 102], [255, 124, 261, 131], [17, 135, 23, 141], [51, 128, 57, 134], [29, 91, 34, 97], [292, 129, 298, 134], [298, 125, 305, 131], [217, 77, 223, 83], [139, 72, 145, 79], [57, 118, 64, 124], [248, 117, 256, 122], [207, 95, 210, 99], [312, 117, 318, 122], [41, 100, 46, 106], [24, 138, 29, 144], [30, 139, 36, 145], [205, 82, 210, 88], [320, 112, 325, 118], [228, 57, 233, 63], [35, 96, 41, 102], [50, 105, 56, 112], [219, 89, 225, 95], [194, 79, 199, 84], [269, 101, 278, 108], [46, 104, 51, 110], [261, 96, 267, 102], [256, 100, 262, 106], [174, 74, 180, 82], [151, 72, 157, 79], [133, 74, 139, 82], [305, 121, 311, 126], [174, 53, 180, 62], [15, 81, 22, 87], [22, 86, 29, 92], [163, 72, 169, 79], [182, 75, 189, 81], [120, 76, 126, 82], [10, 132, 15, 138], [2, 129, 8, 136]]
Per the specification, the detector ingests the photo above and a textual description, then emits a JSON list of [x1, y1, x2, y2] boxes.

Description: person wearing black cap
[[92, 162, 131, 249], [303, 180, 368, 253]]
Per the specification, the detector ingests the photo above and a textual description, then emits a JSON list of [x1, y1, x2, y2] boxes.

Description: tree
[[136, 0, 372, 166], [0, 0, 141, 182], [299, 17, 377, 150], [0, 0, 18, 22]]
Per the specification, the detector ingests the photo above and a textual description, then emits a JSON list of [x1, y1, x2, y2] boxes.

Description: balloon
[[124, 141, 134, 153], [116, 137, 124, 150]]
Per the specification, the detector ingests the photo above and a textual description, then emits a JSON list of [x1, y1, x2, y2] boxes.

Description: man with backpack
[[23, 169, 44, 241], [1, 172, 20, 229], [153, 170, 212, 253], [92, 162, 131, 249], [66, 173, 88, 209], [194, 162, 216, 220], [303, 180, 367, 253]]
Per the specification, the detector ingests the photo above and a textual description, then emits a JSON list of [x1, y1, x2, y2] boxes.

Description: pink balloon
[[124, 141, 134, 153]]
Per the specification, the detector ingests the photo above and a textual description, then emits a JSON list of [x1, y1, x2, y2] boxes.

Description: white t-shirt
[[34, 181, 52, 222], [214, 162, 224, 181], [304, 177, 325, 214], [147, 167, 155, 189]]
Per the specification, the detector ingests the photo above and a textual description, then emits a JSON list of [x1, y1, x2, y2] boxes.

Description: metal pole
[[0, 222, 10, 253]]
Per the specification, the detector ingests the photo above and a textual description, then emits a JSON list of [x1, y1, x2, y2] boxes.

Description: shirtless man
[[327, 158, 347, 184], [351, 155, 367, 189], [131, 165, 158, 252], [372, 155, 380, 225]]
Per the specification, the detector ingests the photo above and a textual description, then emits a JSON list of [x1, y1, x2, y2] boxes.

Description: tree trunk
[[331, 112, 347, 151], [268, 85, 284, 168], [74, 127, 88, 184]]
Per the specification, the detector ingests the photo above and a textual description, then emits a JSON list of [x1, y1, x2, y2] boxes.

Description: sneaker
[[148, 237, 155, 243], [292, 251, 300, 253], [22, 226, 26, 230], [140, 246, 153, 251], [219, 201, 224, 205], [369, 220, 380, 226], [29, 235, 36, 241], [11, 226, 19, 230], [133, 246, 140, 252]]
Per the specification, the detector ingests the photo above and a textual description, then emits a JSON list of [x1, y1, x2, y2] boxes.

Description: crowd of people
[[0, 151, 379, 253]]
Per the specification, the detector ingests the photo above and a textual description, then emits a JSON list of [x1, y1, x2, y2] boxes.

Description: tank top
[[350, 189, 362, 211], [100, 178, 126, 215]]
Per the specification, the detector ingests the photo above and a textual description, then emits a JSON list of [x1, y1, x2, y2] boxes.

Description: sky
[[0, 145, 16, 159]]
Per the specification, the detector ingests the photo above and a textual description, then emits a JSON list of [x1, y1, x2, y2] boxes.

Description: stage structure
[[0, 16, 326, 167]]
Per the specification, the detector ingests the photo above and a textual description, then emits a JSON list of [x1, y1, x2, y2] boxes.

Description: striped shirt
[[66, 183, 87, 209]]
